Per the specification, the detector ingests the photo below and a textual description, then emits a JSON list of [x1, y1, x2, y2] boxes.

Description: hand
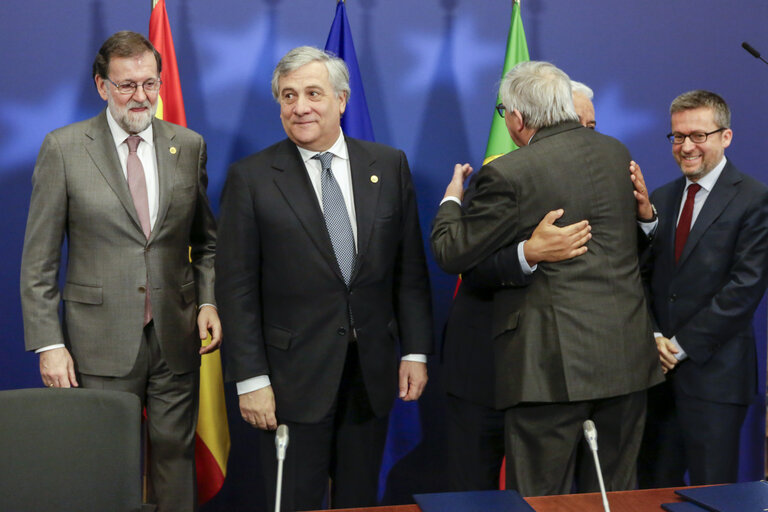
[[39, 347, 78, 388], [398, 360, 428, 401], [655, 336, 679, 374], [630, 161, 654, 221], [523, 209, 591, 266], [442, 163, 473, 202], [197, 305, 222, 354], [239, 386, 277, 430]]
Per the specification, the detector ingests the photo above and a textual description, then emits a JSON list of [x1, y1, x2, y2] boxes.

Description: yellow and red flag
[[149, 0, 230, 503]]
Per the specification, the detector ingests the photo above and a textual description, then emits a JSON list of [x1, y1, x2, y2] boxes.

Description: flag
[[149, 0, 230, 504], [324, 1, 419, 501], [324, 0, 375, 142], [484, 0, 529, 165], [485, 0, 529, 489]]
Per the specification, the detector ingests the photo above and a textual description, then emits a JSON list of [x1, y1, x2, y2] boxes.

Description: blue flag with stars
[[324, 0, 375, 141]]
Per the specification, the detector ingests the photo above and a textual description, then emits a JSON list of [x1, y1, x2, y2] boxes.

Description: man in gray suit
[[20, 31, 220, 511], [431, 61, 662, 496]]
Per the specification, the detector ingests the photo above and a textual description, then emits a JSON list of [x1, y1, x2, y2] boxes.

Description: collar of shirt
[[105, 107, 154, 152], [296, 130, 348, 165], [677, 155, 727, 227], [683, 155, 727, 194]]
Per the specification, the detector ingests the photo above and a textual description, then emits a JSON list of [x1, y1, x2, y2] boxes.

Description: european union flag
[[324, 1, 375, 142]]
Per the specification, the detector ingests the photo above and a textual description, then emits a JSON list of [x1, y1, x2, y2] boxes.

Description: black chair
[[0, 387, 148, 512]]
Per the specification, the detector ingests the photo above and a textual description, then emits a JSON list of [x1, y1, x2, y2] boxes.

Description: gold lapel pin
[[169, 147, 177, 155], [370, 175, 379, 184]]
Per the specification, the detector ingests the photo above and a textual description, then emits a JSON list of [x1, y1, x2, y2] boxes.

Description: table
[[317, 486, 692, 512]]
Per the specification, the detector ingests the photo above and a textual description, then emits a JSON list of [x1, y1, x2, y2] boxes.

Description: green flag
[[484, 0, 530, 164]]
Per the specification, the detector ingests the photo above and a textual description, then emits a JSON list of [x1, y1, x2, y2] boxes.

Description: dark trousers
[[504, 390, 646, 497], [638, 381, 747, 487], [444, 394, 505, 491], [259, 343, 389, 511], [79, 321, 199, 512]]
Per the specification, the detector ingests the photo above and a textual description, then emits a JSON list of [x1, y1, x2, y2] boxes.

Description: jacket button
[[337, 327, 347, 336], [138, 286, 146, 293], [669, 294, 677, 302]]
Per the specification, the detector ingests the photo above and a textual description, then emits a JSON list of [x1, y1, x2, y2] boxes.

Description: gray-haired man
[[216, 46, 433, 510]]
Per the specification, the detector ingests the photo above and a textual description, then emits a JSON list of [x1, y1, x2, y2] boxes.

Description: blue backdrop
[[1, 1, 767, 510]]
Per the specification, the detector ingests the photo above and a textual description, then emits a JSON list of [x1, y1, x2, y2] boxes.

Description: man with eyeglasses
[[20, 31, 220, 511], [432, 61, 662, 496], [441, 79, 599, 493], [634, 90, 768, 486]]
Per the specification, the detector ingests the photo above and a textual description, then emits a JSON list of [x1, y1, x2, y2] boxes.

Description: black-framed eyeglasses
[[495, 103, 506, 119], [105, 77, 162, 95], [666, 127, 725, 145]]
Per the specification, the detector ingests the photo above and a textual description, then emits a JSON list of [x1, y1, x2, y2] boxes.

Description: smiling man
[[20, 31, 220, 511], [215, 46, 432, 511], [636, 90, 768, 486]]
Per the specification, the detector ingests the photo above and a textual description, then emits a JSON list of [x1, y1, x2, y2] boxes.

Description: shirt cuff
[[517, 241, 536, 275], [668, 336, 687, 361], [401, 353, 427, 363], [654, 332, 687, 361], [440, 196, 462, 206], [35, 344, 65, 354], [638, 218, 658, 237], [237, 375, 271, 395], [198, 303, 216, 310]]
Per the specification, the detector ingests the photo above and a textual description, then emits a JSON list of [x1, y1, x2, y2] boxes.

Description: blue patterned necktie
[[313, 152, 356, 286]]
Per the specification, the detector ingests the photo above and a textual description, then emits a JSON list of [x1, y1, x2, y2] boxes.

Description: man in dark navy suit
[[636, 90, 768, 486]]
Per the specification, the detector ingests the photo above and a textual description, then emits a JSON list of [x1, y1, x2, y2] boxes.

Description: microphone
[[275, 424, 289, 461], [274, 424, 289, 512], [583, 420, 611, 512], [742, 41, 768, 66]]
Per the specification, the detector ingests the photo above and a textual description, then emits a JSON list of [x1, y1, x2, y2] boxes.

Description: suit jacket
[[20, 111, 217, 376], [215, 136, 433, 423], [432, 121, 663, 409], [645, 161, 768, 405], [441, 176, 533, 409]]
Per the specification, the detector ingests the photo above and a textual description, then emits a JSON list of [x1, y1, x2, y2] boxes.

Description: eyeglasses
[[495, 103, 506, 118], [105, 77, 162, 95], [666, 127, 725, 145]]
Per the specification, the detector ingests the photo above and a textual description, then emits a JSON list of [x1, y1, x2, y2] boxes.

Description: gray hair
[[571, 80, 594, 100], [499, 61, 579, 130], [271, 46, 351, 102], [670, 90, 730, 129]]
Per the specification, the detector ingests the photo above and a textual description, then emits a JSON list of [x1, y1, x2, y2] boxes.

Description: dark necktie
[[125, 135, 152, 325], [675, 183, 701, 263], [313, 152, 356, 286]]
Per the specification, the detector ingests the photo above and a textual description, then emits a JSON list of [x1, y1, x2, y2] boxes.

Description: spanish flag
[[149, 0, 230, 503]]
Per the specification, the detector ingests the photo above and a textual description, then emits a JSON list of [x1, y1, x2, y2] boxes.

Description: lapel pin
[[370, 175, 379, 184], [169, 146, 177, 155]]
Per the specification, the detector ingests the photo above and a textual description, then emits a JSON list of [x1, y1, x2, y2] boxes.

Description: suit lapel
[[272, 140, 345, 282], [84, 112, 144, 234], [150, 119, 178, 243], [661, 178, 686, 270], [347, 137, 380, 281], [678, 162, 740, 266]]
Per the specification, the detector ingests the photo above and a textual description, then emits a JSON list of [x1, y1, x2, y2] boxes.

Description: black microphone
[[274, 424, 289, 512], [742, 42, 768, 66]]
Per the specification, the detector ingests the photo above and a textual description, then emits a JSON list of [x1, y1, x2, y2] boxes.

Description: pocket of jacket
[[492, 311, 519, 339], [62, 283, 103, 305], [264, 325, 294, 351], [180, 281, 196, 304]]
